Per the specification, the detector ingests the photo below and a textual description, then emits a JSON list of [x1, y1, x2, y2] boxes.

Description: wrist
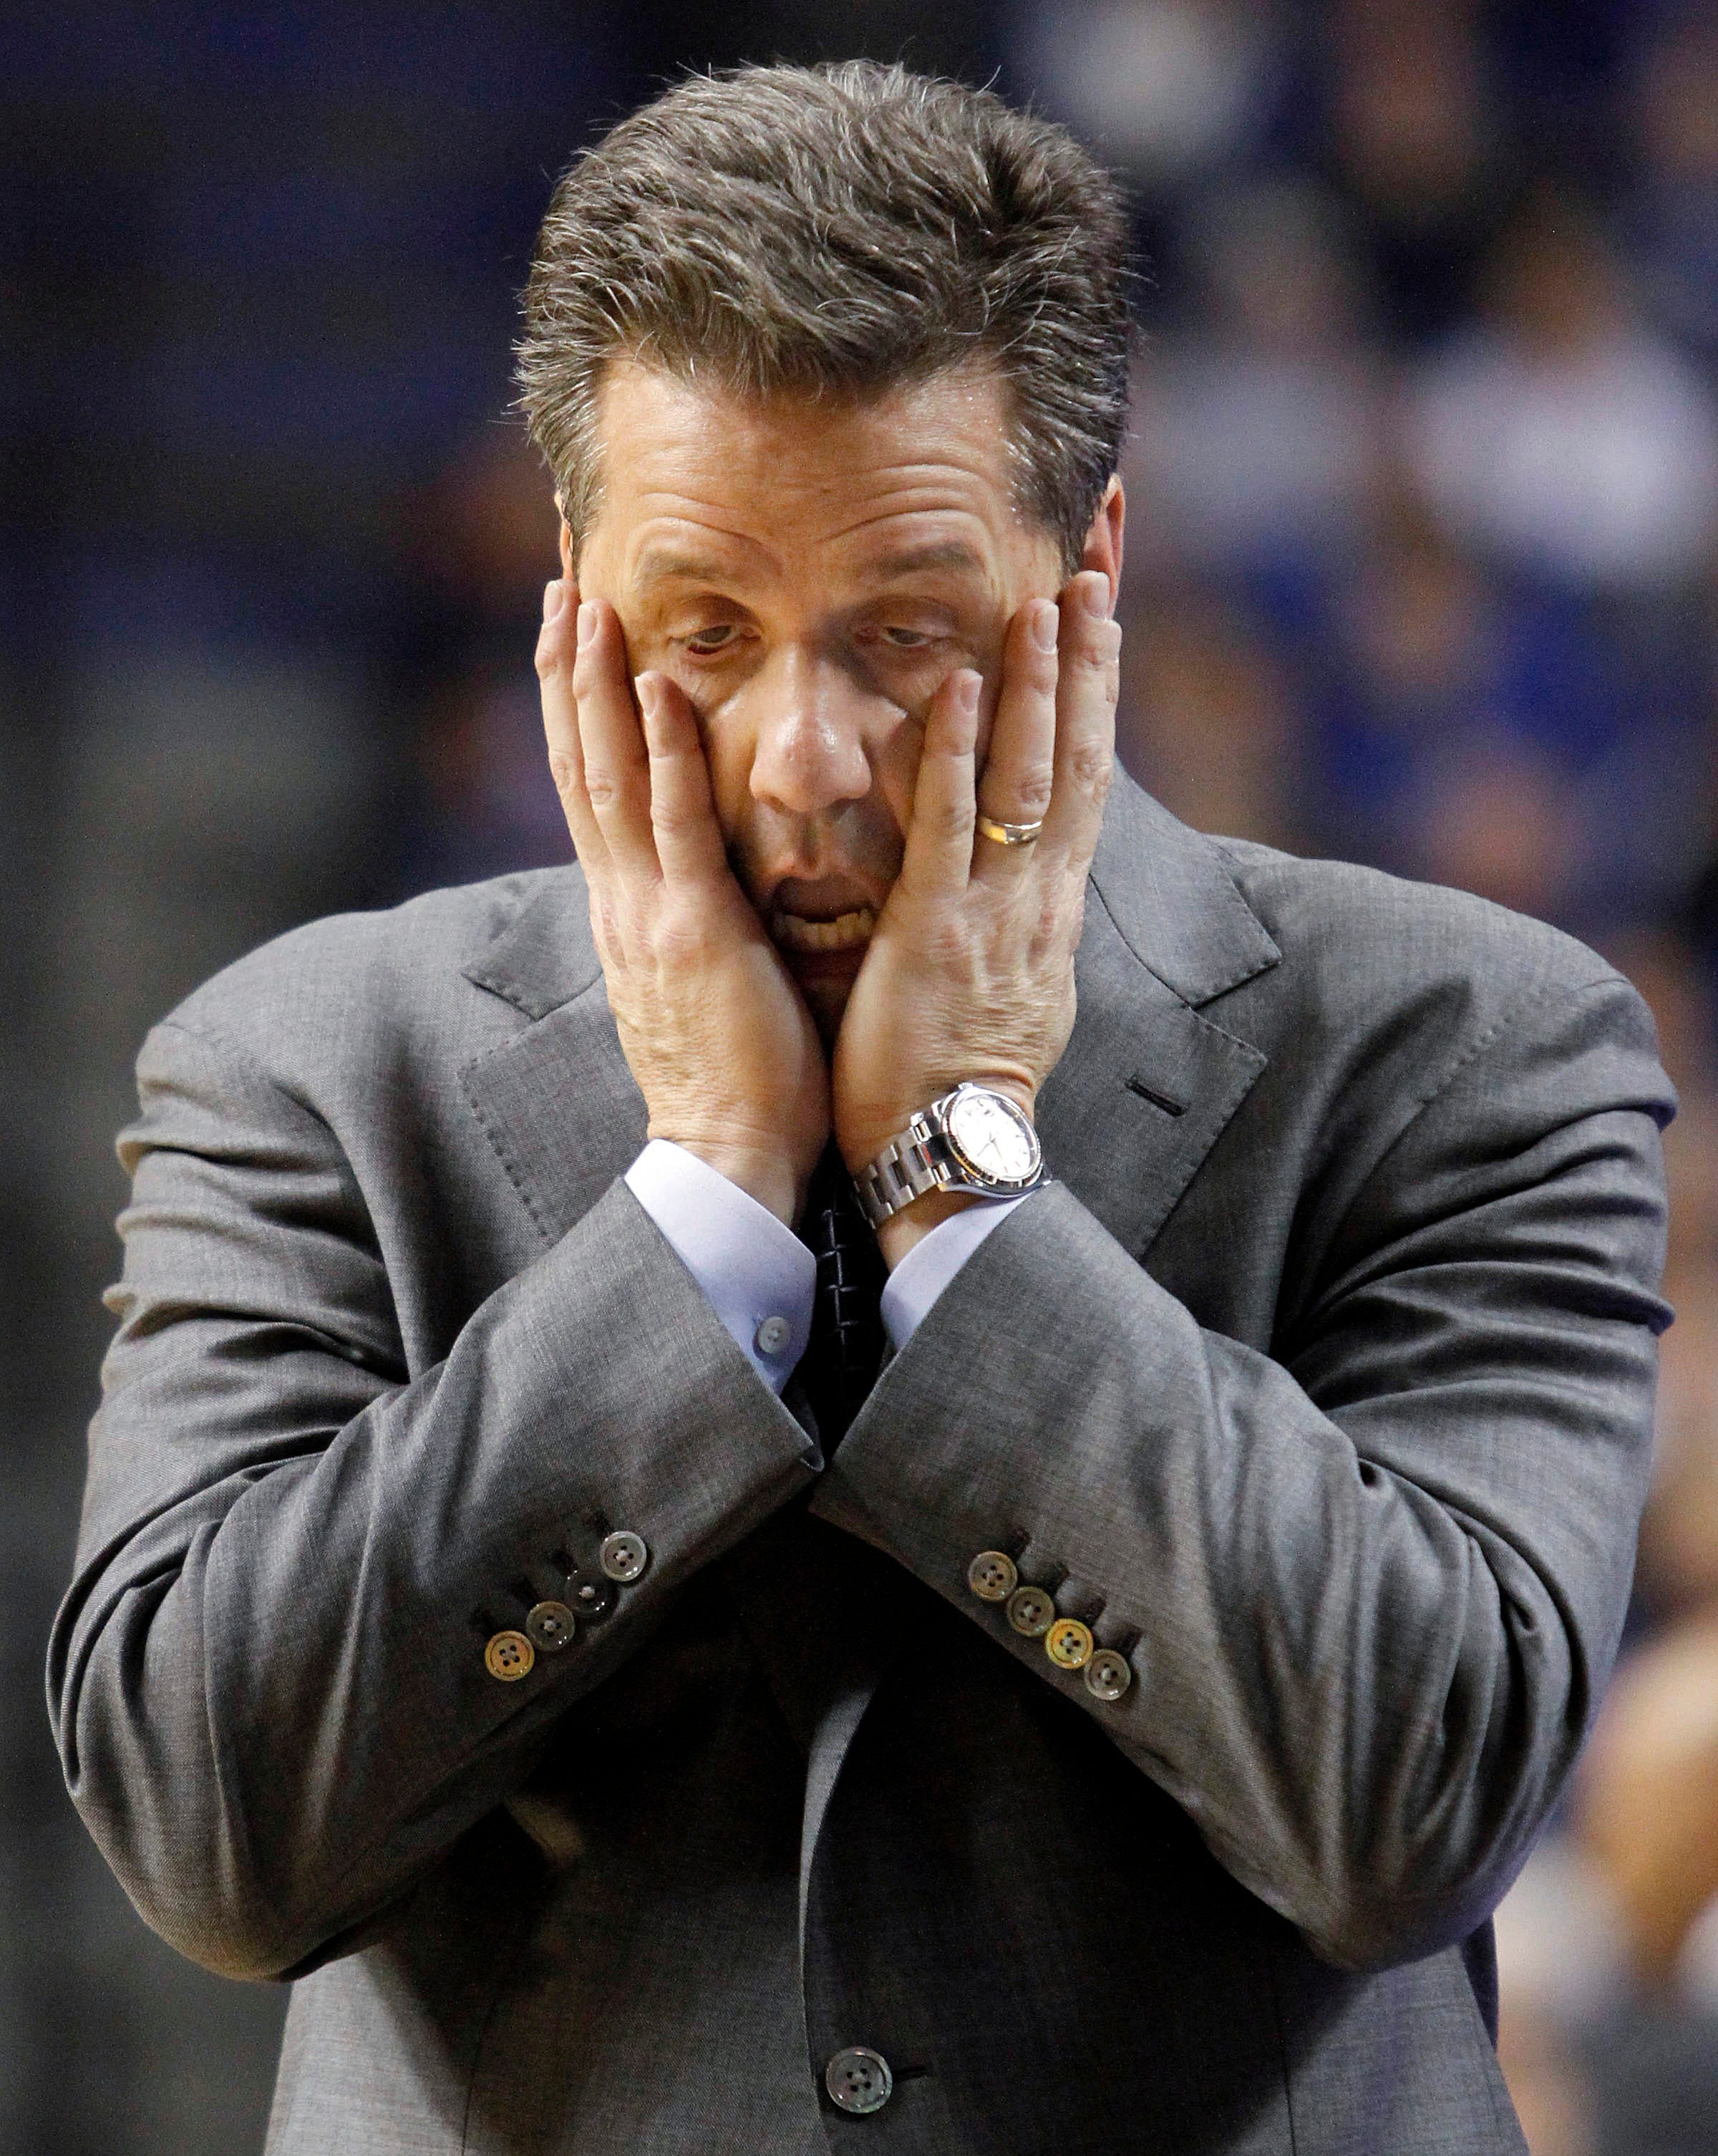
[[837, 1074, 1037, 1178], [874, 1186, 988, 1271], [654, 1135, 805, 1227]]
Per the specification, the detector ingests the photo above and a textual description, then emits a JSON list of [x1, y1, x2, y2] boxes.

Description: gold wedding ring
[[975, 813, 1045, 847]]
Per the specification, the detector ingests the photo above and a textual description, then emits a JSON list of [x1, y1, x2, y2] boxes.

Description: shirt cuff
[[879, 1194, 1029, 1351], [624, 1140, 816, 1393]]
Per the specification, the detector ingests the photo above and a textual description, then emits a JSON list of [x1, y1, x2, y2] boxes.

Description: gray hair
[[515, 61, 1135, 572]]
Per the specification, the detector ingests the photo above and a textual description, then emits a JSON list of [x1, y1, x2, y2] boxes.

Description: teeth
[[770, 905, 877, 952]]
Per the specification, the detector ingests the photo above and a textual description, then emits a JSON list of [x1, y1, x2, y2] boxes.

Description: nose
[[747, 649, 878, 817]]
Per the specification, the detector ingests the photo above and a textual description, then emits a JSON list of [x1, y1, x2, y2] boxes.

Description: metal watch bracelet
[[852, 1084, 1045, 1230], [853, 1113, 950, 1230]]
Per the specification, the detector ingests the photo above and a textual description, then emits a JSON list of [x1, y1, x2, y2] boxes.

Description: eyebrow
[[866, 539, 987, 580], [631, 547, 751, 586], [629, 536, 989, 589]]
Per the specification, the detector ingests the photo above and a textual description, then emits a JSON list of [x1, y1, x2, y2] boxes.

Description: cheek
[[873, 707, 928, 823], [689, 703, 754, 838], [865, 650, 1001, 820]]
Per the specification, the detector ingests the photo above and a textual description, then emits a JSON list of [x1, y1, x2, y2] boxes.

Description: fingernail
[[543, 578, 564, 622], [1081, 575, 1110, 619], [1032, 601, 1059, 651], [634, 673, 660, 722], [953, 670, 981, 718], [576, 601, 598, 649]]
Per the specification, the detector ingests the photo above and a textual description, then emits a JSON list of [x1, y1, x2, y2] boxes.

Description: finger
[[1040, 570, 1120, 863], [897, 669, 981, 898], [636, 671, 732, 890], [537, 578, 607, 873], [573, 597, 659, 880], [973, 596, 1059, 878]]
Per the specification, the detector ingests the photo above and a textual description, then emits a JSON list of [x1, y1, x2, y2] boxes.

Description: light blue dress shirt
[[625, 1139, 1025, 1394]]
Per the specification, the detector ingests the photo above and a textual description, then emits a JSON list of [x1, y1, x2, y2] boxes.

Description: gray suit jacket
[[49, 772, 1672, 2155]]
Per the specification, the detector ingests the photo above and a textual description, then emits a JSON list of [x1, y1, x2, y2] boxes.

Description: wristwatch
[[853, 1082, 1046, 1229]]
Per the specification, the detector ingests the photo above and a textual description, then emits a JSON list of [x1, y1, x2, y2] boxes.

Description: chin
[[782, 948, 862, 1045], [804, 979, 852, 1047]]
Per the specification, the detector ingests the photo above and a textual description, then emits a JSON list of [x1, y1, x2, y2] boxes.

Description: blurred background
[[4, 2, 1717, 2150]]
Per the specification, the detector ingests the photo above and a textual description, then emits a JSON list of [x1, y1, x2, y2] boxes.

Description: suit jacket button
[[825, 2046, 893, 2114], [1045, 1617, 1095, 1669], [599, 1530, 649, 1583], [484, 1630, 535, 1681], [525, 1601, 577, 1653], [1084, 1648, 1134, 1702], [564, 1568, 616, 1623], [1006, 1584, 1056, 1638], [966, 1550, 1019, 1602]]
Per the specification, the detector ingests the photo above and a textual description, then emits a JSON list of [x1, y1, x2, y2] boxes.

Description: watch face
[[945, 1088, 1039, 1185]]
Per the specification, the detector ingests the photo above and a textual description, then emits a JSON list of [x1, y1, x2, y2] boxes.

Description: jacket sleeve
[[46, 1016, 820, 1981], [810, 972, 1672, 1973]]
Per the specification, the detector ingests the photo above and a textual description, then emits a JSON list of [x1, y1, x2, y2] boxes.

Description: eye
[[881, 626, 934, 650], [681, 624, 742, 657]]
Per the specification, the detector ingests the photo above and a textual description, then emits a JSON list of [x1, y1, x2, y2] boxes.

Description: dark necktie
[[797, 1142, 888, 1450], [719, 1147, 893, 1757]]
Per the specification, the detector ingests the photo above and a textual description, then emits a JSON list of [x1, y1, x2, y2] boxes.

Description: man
[[50, 61, 1671, 2156]]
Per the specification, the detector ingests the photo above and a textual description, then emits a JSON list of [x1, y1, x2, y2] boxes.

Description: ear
[[557, 508, 576, 581], [1079, 475, 1125, 615]]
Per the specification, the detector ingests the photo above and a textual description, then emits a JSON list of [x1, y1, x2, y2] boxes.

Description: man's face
[[568, 359, 1076, 1034]]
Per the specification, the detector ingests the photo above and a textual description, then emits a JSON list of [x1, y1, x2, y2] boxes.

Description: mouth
[[762, 873, 883, 966], [769, 904, 878, 954]]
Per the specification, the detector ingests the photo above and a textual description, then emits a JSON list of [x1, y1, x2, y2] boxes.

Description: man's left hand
[[832, 570, 1120, 1261]]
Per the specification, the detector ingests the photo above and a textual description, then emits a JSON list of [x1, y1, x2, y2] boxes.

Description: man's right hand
[[537, 579, 829, 1227]]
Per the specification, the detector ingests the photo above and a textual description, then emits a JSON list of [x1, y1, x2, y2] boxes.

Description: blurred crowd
[[4, 4, 1717, 2152]]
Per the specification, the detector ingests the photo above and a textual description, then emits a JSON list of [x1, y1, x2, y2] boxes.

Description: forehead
[[586, 358, 1042, 580]]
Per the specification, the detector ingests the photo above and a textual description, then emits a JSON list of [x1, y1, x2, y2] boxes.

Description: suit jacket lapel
[[457, 870, 647, 1247], [1041, 772, 1279, 1263]]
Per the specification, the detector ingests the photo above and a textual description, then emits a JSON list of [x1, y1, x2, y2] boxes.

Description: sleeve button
[[1045, 1618, 1095, 1670], [1084, 1648, 1134, 1702], [564, 1568, 616, 1623], [485, 1630, 535, 1681], [1006, 1584, 1056, 1638], [525, 1601, 577, 1653], [966, 1550, 1019, 1602], [599, 1530, 649, 1583]]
